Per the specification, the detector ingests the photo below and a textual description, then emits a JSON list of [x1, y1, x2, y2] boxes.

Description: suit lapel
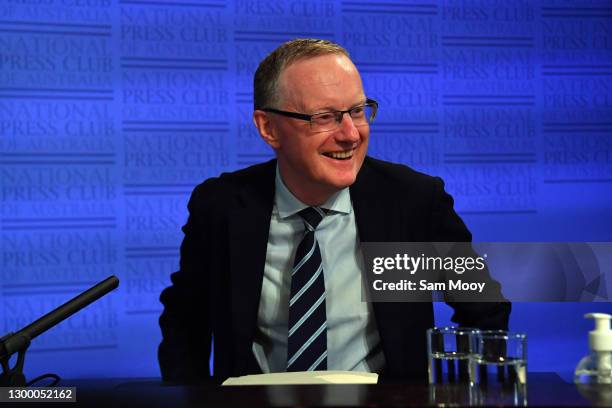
[[227, 161, 275, 371]]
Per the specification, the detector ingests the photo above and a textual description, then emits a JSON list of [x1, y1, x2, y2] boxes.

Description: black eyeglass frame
[[260, 98, 378, 127]]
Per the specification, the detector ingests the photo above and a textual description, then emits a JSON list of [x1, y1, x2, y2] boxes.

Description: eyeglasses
[[261, 98, 378, 133]]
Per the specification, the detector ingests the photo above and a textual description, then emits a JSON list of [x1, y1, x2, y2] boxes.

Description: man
[[158, 39, 510, 381]]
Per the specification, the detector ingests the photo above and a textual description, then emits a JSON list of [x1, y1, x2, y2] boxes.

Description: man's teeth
[[325, 150, 353, 159]]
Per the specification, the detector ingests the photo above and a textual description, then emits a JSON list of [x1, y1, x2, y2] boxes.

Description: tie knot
[[298, 207, 325, 231]]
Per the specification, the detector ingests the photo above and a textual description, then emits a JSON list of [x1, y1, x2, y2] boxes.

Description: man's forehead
[[278, 54, 364, 110], [283, 53, 355, 77]]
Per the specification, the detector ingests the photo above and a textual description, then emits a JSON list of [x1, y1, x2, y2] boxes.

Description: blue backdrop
[[0, 0, 611, 379]]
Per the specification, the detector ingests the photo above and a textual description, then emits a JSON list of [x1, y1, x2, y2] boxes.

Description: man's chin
[[326, 173, 358, 190]]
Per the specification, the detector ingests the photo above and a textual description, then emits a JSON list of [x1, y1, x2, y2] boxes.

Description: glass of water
[[469, 331, 527, 406], [427, 327, 480, 384]]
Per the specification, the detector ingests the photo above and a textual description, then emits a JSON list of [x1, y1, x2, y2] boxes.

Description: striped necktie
[[287, 206, 327, 372]]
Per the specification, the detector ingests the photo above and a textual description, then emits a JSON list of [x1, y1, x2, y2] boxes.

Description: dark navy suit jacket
[[158, 157, 510, 382]]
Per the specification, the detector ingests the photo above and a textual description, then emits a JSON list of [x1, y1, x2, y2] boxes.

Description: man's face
[[260, 54, 369, 204]]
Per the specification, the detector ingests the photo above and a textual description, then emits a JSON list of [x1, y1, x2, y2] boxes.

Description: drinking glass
[[469, 330, 527, 406], [427, 327, 480, 384]]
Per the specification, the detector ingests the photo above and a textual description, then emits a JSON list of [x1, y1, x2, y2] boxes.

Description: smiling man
[[158, 39, 510, 381], [253, 49, 370, 206]]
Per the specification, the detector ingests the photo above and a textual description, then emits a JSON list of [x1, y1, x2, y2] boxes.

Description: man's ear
[[253, 110, 280, 149]]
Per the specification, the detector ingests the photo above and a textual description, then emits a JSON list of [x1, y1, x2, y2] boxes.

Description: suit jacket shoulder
[[354, 156, 470, 242], [358, 156, 447, 198], [188, 159, 277, 213]]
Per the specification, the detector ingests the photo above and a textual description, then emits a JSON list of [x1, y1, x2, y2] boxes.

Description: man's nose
[[336, 113, 360, 141]]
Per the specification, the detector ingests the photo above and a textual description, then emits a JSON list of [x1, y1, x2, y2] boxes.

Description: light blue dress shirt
[[252, 167, 386, 373]]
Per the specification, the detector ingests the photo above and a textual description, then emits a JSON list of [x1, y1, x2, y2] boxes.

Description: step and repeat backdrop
[[1, 0, 611, 378]]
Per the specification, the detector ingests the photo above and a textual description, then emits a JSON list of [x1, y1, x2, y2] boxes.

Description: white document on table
[[222, 370, 378, 386]]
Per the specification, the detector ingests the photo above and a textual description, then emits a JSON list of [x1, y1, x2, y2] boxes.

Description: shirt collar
[[275, 165, 352, 219]]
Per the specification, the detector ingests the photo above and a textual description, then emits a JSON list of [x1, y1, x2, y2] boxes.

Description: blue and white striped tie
[[287, 206, 327, 372]]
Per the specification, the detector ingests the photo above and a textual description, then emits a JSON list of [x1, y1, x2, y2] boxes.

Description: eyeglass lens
[[311, 104, 376, 132]]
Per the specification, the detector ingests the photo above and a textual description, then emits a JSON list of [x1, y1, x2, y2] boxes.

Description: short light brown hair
[[253, 39, 350, 110]]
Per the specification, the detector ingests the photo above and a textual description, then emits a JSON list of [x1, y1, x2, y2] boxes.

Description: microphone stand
[[0, 276, 119, 386]]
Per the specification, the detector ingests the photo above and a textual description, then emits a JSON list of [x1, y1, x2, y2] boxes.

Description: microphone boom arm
[[0, 275, 119, 386]]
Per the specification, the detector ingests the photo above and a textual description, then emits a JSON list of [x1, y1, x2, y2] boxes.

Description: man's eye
[[315, 113, 335, 122], [351, 107, 365, 117]]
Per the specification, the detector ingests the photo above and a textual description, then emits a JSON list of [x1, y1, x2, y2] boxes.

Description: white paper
[[222, 370, 378, 386]]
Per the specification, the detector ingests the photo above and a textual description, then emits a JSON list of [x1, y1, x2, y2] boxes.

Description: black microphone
[[0, 275, 119, 385]]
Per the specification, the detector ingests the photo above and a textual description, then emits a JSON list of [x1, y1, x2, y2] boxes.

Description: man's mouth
[[322, 149, 354, 161]]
